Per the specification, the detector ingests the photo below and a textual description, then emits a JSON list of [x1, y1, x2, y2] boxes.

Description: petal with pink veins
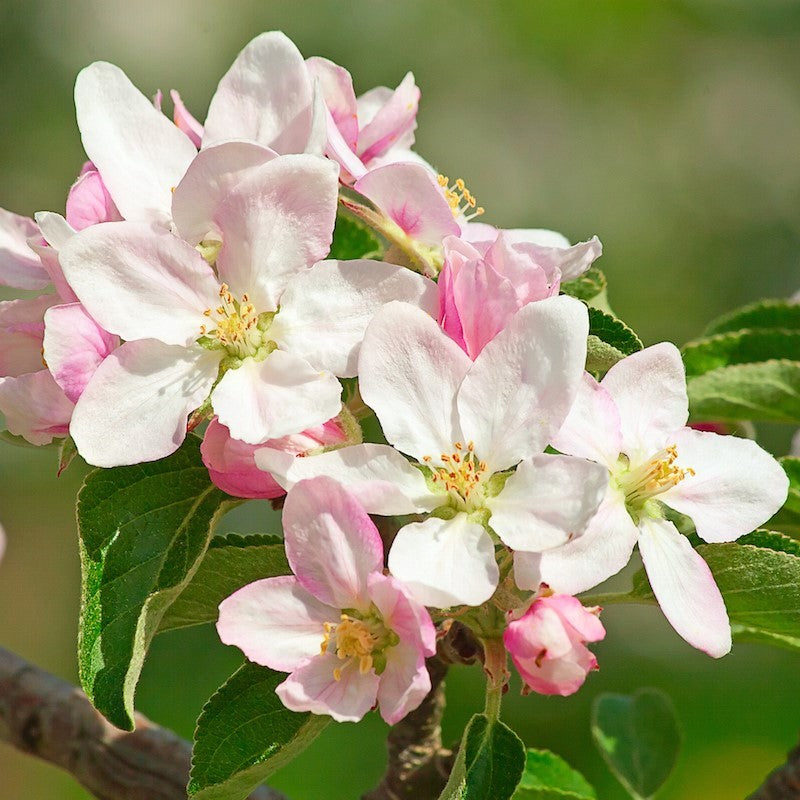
[[217, 575, 333, 672], [661, 427, 789, 543], [43, 303, 118, 403], [211, 350, 342, 444], [65, 168, 122, 230], [637, 515, 731, 658], [357, 73, 419, 164], [306, 57, 358, 151], [70, 340, 220, 467], [169, 90, 203, 147]]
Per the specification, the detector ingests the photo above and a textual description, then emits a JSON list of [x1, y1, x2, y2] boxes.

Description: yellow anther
[[437, 174, 485, 221]]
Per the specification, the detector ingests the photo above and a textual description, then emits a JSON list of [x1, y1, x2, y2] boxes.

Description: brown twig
[[0, 646, 285, 800], [749, 736, 800, 799]]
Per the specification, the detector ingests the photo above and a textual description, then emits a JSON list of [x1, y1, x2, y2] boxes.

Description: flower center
[[423, 441, 490, 512], [198, 284, 274, 362], [321, 611, 398, 681], [617, 445, 695, 510], [437, 174, 485, 221]]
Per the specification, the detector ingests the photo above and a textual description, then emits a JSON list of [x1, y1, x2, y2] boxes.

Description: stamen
[[620, 445, 695, 506], [437, 174, 485, 221]]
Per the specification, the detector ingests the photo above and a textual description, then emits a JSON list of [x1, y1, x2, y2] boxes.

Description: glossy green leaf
[[686, 360, 800, 424], [78, 436, 228, 730], [585, 306, 643, 373], [703, 299, 800, 336], [189, 662, 329, 800], [766, 457, 800, 536], [158, 533, 289, 633], [561, 266, 607, 303], [439, 713, 526, 800], [591, 689, 680, 799], [512, 748, 596, 799], [329, 211, 383, 261], [682, 329, 800, 377]]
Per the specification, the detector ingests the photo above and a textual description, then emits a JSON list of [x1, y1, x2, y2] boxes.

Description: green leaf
[[729, 624, 800, 653], [439, 713, 526, 800], [158, 533, 289, 633], [78, 437, 228, 730], [585, 307, 643, 373], [703, 299, 800, 336], [512, 748, 596, 799], [766, 457, 800, 536], [686, 360, 800, 424], [682, 330, 800, 377], [591, 689, 680, 800], [189, 662, 329, 800], [561, 267, 607, 303], [329, 211, 383, 261]]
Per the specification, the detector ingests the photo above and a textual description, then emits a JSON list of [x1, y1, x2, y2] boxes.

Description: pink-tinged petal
[[0, 295, 56, 377], [368, 573, 436, 656], [213, 155, 339, 310], [509, 236, 602, 284], [201, 418, 286, 499], [43, 303, 118, 403], [488, 454, 607, 552], [65, 168, 122, 230], [272, 259, 437, 377], [276, 652, 380, 722], [306, 57, 358, 151], [387, 515, 499, 608], [74, 62, 196, 223], [376, 639, 430, 725], [357, 73, 419, 164], [26, 239, 77, 304], [601, 343, 689, 462], [461, 223, 572, 249], [457, 295, 589, 471], [551, 372, 623, 469], [0, 208, 48, 290], [662, 427, 789, 543], [283, 476, 383, 609], [483, 233, 556, 301], [217, 575, 333, 672], [169, 90, 203, 147], [59, 222, 220, 346], [255, 443, 439, 516], [0, 371, 73, 445], [515, 488, 638, 595], [355, 164, 459, 247], [70, 340, 220, 467], [171, 141, 277, 245], [319, 104, 368, 181], [203, 32, 318, 154], [359, 302, 470, 461], [211, 350, 342, 444], [637, 515, 731, 658], [504, 595, 604, 696]]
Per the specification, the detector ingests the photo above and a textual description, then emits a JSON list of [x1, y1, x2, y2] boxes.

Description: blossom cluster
[[0, 32, 788, 725]]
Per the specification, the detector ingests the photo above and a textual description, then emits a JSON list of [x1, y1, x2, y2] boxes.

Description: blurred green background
[[1, 1, 799, 798]]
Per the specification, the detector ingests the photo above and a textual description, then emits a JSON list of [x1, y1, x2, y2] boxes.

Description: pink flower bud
[[503, 593, 605, 697]]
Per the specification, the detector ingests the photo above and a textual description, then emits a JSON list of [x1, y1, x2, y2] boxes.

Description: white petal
[[203, 31, 317, 154], [171, 141, 277, 245], [75, 62, 196, 223], [34, 211, 75, 250], [638, 515, 731, 658], [0, 371, 73, 445], [551, 372, 622, 468], [601, 343, 689, 462], [255, 443, 439, 515], [213, 155, 339, 310], [272, 259, 437, 377], [457, 295, 589, 471], [387, 515, 499, 608], [487, 454, 607, 552], [217, 575, 333, 672], [70, 340, 220, 467], [211, 350, 342, 444], [514, 489, 639, 594], [283, 476, 383, 609], [662, 428, 790, 543], [0, 208, 48, 289], [358, 302, 470, 461], [0, 294, 55, 377], [59, 222, 220, 346]]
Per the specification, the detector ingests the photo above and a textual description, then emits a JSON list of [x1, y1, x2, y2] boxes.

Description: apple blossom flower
[[59, 154, 437, 467], [504, 593, 605, 697], [516, 343, 789, 658], [217, 476, 436, 724], [74, 31, 326, 225], [256, 296, 607, 609], [201, 416, 347, 499], [307, 57, 422, 182]]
